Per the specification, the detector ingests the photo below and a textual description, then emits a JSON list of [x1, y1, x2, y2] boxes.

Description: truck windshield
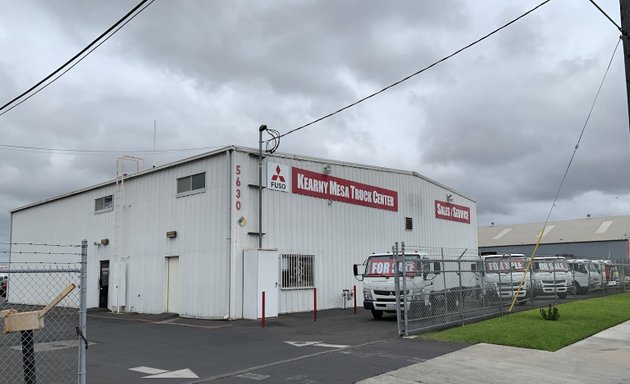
[[533, 260, 568, 272], [570, 263, 588, 274], [365, 257, 416, 277], [484, 257, 525, 273]]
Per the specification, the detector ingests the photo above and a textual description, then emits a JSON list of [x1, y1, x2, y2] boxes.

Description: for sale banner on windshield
[[366, 257, 416, 277]]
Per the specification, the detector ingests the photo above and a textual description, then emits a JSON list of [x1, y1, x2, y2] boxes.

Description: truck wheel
[[371, 310, 383, 320], [574, 282, 584, 294], [447, 291, 461, 311], [558, 292, 567, 299]]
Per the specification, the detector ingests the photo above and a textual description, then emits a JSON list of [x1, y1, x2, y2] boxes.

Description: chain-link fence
[[376, 243, 628, 336], [0, 241, 87, 384]]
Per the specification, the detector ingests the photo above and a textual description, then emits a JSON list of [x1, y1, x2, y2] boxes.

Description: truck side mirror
[[353, 264, 364, 281]]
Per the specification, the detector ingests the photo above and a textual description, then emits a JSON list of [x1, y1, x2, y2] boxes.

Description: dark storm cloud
[[1, 0, 629, 254]]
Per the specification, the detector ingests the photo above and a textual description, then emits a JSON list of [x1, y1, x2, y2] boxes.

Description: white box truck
[[353, 252, 475, 319], [473, 253, 530, 305], [530, 256, 570, 299], [567, 259, 601, 294]]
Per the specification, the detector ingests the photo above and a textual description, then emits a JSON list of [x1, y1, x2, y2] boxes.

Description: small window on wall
[[405, 217, 413, 231], [177, 172, 206, 194], [281, 254, 314, 289], [95, 195, 113, 212]]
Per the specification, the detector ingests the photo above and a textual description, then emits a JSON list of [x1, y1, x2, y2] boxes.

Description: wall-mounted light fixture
[[100, 238, 109, 246], [166, 231, 177, 239], [323, 164, 331, 174], [446, 194, 454, 203]]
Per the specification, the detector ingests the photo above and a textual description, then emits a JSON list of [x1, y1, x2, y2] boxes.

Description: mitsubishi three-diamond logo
[[267, 162, 290, 192], [271, 165, 285, 182]]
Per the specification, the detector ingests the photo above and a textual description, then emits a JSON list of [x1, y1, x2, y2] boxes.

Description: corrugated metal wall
[[11, 153, 231, 319], [231, 150, 478, 315]]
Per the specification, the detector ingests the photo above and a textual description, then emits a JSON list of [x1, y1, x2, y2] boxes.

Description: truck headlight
[[363, 289, 373, 301]]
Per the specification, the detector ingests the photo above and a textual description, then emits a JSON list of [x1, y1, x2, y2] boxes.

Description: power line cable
[[587, 0, 624, 34], [508, 37, 621, 313], [0, 143, 224, 155], [278, 0, 552, 140], [0, 0, 155, 117]]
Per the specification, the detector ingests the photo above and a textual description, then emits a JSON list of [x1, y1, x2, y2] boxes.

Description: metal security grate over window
[[281, 254, 314, 289]]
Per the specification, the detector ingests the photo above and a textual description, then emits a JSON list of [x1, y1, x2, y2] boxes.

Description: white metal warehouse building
[[479, 216, 630, 263], [10, 146, 478, 319]]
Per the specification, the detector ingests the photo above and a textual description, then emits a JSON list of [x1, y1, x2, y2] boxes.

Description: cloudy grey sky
[[1, 0, 629, 257]]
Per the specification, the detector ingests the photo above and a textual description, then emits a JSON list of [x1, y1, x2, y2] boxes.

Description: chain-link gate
[[0, 241, 87, 384]]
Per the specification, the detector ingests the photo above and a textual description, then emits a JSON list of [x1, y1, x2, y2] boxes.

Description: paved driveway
[[86, 309, 468, 383]]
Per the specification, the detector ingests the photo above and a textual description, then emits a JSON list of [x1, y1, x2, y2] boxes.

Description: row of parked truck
[[353, 252, 625, 319]]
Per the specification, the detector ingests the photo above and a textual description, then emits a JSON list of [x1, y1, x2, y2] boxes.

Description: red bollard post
[[262, 291, 266, 328], [353, 285, 357, 314], [313, 287, 317, 322]]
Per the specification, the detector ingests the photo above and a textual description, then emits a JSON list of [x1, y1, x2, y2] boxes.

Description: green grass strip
[[420, 292, 630, 351]]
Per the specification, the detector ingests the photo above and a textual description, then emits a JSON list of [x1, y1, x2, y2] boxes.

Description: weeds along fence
[[0, 241, 87, 384], [386, 243, 628, 337]]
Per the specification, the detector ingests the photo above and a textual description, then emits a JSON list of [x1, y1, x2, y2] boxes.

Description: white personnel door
[[259, 251, 279, 317], [166, 256, 179, 314], [243, 250, 279, 319]]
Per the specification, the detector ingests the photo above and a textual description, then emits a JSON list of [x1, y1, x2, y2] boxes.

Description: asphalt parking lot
[[85, 309, 469, 383]]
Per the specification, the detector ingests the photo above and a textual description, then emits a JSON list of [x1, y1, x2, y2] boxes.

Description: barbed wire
[[0, 241, 81, 248], [0, 267, 82, 273], [0, 251, 82, 256], [1, 261, 83, 272]]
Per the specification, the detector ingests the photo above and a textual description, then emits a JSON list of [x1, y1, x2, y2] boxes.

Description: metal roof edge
[[11, 146, 236, 213], [232, 146, 476, 202], [479, 238, 628, 248], [12, 144, 476, 213]]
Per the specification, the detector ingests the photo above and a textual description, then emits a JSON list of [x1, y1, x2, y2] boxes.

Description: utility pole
[[258, 124, 267, 249], [620, 0, 630, 132]]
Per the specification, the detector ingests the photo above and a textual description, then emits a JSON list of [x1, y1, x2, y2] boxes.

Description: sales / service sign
[[292, 167, 398, 211], [434, 200, 471, 224], [267, 162, 291, 192]]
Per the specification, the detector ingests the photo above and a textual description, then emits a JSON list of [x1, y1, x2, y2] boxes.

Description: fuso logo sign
[[267, 162, 291, 192], [271, 165, 285, 182]]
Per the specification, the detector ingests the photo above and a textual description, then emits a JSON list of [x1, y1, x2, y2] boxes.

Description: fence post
[[441, 248, 447, 315], [457, 255, 464, 325], [79, 240, 88, 384], [529, 262, 535, 308], [21, 329, 36, 384], [353, 285, 357, 314], [393, 243, 402, 336], [262, 291, 266, 328], [313, 288, 317, 322], [402, 243, 408, 336]]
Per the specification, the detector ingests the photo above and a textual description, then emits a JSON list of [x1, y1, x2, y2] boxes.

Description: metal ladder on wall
[[113, 156, 143, 312]]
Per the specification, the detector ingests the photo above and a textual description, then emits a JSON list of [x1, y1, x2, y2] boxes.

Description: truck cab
[[567, 259, 600, 293], [530, 256, 570, 299], [474, 253, 530, 305], [353, 253, 441, 319]]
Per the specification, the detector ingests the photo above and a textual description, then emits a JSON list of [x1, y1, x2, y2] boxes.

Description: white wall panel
[[233, 150, 477, 314]]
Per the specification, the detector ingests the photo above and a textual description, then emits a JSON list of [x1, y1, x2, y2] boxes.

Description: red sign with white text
[[292, 167, 398, 211], [435, 200, 471, 224]]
